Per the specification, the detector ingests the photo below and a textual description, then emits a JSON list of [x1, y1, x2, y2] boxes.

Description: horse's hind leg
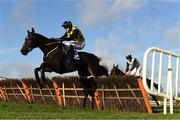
[[151, 95, 160, 106], [153, 83, 159, 90], [91, 95, 95, 109], [83, 93, 88, 109]]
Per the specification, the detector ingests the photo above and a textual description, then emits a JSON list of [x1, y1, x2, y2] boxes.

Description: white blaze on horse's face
[[21, 32, 35, 55]]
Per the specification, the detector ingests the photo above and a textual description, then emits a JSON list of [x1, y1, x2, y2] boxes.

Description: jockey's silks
[[67, 26, 85, 43]]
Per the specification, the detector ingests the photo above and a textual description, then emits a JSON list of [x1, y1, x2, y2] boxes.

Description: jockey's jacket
[[126, 58, 141, 72], [61, 26, 85, 43]]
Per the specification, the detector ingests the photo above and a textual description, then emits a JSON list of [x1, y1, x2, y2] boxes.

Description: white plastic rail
[[143, 47, 180, 114]]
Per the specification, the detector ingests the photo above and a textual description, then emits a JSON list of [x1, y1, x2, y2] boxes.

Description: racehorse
[[20, 28, 108, 108], [110, 64, 160, 106]]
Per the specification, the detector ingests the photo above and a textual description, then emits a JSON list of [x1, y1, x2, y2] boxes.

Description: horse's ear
[[113, 64, 115, 67], [27, 30, 30, 34], [116, 64, 118, 67], [32, 28, 35, 33]]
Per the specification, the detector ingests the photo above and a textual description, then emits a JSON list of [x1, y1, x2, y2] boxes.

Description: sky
[[0, 0, 180, 79]]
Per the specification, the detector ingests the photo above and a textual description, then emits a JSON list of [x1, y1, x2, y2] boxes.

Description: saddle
[[62, 44, 80, 61], [67, 49, 80, 61], [63, 47, 81, 71]]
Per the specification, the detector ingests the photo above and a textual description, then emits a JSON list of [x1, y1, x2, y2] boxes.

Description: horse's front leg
[[40, 63, 52, 85], [34, 67, 43, 88], [41, 69, 46, 84]]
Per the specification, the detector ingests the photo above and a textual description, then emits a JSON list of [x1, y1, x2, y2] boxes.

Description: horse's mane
[[35, 33, 58, 42]]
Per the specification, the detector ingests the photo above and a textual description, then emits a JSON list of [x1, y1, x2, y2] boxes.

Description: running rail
[[143, 47, 180, 114]]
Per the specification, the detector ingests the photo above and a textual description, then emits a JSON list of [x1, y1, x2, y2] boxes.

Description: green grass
[[0, 102, 180, 119]]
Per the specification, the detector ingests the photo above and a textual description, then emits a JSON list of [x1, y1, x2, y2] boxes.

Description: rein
[[45, 46, 59, 58], [44, 41, 59, 46], [43, 41, 63, 58]]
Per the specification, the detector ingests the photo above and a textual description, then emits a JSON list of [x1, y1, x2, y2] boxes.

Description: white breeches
[[126, 65, 142, 76], [62, 40, 85, 50]]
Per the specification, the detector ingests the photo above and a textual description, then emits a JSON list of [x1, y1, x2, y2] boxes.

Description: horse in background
[[20, 28, 108, 109], [110, 64, 125, 76], [110, 64, 160, 106]]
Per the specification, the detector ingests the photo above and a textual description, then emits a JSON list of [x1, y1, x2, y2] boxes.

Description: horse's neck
[[113, 68, 125, 76], [36, 34, 59, 56], [118, 70, 125, 75]]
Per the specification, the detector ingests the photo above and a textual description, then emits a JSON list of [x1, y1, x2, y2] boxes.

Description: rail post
[[0, 87, 8, 102], [53, 80, 62, 107], [21, 80, 33, 103], [94, 90, 101, 110], [137, 77, 152, 114]]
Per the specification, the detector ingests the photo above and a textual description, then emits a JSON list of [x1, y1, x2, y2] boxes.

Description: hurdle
[[0, 76, 152, 113], [143, 47, 180, 114]]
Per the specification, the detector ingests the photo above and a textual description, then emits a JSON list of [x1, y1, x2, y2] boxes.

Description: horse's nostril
[[20, 49, 27, 55]]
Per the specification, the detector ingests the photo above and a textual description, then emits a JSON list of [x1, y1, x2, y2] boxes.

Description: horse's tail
[[87, 53, 108, 76], [79, 52, 108, 76]]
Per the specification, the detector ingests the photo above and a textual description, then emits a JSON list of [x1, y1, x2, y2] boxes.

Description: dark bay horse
[[110, 64, 124, 76], [20, 28, 108, 108], [110, 64, 160, 106]]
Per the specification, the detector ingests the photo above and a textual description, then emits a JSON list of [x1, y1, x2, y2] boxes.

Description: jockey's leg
[[64, 45, 76, 71], [130, 68, 137, 76], [135, 65, 142, 76], [63, 41, 76, 59], [62, 41, 70, 53], [71, 42, 84, 60], [61, 41, 74, 70], [67, 45, 75, 60], [63, 40, 84, 70]]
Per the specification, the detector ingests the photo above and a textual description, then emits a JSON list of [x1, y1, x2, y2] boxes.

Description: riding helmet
[[62, 21, 72, 29], [126, 54, 132, 59]]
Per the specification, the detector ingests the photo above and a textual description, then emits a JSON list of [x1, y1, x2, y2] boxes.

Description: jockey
[[125, 54, 142, 76], [57, 21, 85, 60]]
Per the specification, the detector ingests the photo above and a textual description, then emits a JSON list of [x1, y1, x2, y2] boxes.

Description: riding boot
[[68, 45, 75, 60], [64, 45, 74, 70]]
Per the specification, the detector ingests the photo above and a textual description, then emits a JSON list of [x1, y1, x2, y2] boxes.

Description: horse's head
[[21, 28, 37, 55], [110, 64, 118, 75], [110, 64, 125, 76]]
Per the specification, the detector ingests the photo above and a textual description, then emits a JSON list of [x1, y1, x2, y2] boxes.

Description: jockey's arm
[[65, 29, 79, 41], [60, 33, 68, 40], [130, 59, 136, 71], [60, 29, 79, 41], [71, 29, 79, 39], [50, 33, 66, 41]]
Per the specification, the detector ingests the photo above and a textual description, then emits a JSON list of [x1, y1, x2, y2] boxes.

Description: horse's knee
[[34, 68, 39, 73]]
